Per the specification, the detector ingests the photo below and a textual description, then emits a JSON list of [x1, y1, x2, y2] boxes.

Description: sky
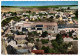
[[1, 1, 78, 6]]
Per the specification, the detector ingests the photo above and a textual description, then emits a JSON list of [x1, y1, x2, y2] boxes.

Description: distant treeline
[[1, 5, 78, 8]]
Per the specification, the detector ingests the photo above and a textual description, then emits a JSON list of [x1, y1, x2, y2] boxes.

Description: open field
[[1, 5, 77, 12]]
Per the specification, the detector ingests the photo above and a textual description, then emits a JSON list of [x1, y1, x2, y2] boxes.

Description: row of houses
[[1, 9, 76, 22], [10, 21, 78, 35]]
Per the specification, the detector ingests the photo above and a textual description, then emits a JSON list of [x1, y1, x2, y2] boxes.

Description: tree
[[41, 31, 48, 37], [68, 31, 72, 37], [11, 12, 17, 16], [32, 12, 36, 16], [51, 41, 59, 49], [6, 45, 17, 54], [41, 46, 59, 53], [29, 10, 31, 14], [7, 36, 14, 41], [26, 10, 31, 14], [67, 7, 70, 10], [75, 10, 78, 18], [56, 15, 60, 19], [68, 42, 72, 47], [41, 46, 50, 53], [25, 37, 30, 42], [47, 16, 54, 22], [60, 9, 64, 12], [39, 13, 43, 16], [58, 44, 67, 54], [1, 16, 20, 26], [56, 34, 63, 44]]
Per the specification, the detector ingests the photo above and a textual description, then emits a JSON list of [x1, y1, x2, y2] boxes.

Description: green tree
[[56, 15, 60, 19], [67, 7, 70, 10], [68, 31, 72, 37], [29, 10, 31, 14], [51, 41, 59, 49], [6, 45, 17, 54], [32, 12, 36, 16], [56, 34, 63, 44], [41, 46, 50, 53], [41, 31, 48, 37], [47, 16, 54, 22]]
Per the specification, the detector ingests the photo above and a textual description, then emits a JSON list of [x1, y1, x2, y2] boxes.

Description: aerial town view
[[1, 1, 78, 55]]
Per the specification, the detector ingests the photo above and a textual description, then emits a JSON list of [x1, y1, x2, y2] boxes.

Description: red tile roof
[[31, 50, 44, 54]]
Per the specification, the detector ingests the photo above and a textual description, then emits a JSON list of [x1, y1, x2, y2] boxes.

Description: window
[[53, 28, 54, 30], [75, 29, 76, 31]]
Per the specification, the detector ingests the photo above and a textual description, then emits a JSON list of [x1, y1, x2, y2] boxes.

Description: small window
[[18, 45, 21, 47]]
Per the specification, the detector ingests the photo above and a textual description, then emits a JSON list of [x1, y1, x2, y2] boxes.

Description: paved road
[[2, 27, 10, 38], [1, 27, 10, 55], [1, 39, 7, 55]]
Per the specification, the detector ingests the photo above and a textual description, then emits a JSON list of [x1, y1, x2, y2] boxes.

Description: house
[[65, 28, 78, 33], [14, 22, 58, 34], [63, 37, 73, 42], [34, 22, 58, 33], [72, 32, 77, 38], [35, 25, 43, 34], [31, 50, 44, 54], [58, 24, 66, 33], [59, 16, 63, 21], [14, 34, 26, 40], [58, 24, 78, 33], [70, 6, 78, 10], [6, 13, 11, 17], [62, 17, 68, 21], [23, 13, 29, 16], [9, 20, 15, 30], [30, 16, 37, 21], [32, 45, 39, 50], [61, 7, 68, 9], [7, 39, 17, 47], [17, 44, 27, 47], [25, 19, 29, 22], [28, 43, 35, 47], [1, 29, 4, 33]]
